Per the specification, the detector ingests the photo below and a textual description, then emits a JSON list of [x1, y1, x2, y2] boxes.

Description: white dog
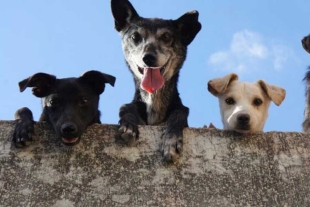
[[208, 73, 286, 133]]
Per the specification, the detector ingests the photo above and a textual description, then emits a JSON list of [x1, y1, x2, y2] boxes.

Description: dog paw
[[12, 119, 35, 148], [161, 133, 183, 162], [118, 123, 139, 146]]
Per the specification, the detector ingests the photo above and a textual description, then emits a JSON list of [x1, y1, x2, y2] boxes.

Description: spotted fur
[[111, 0, 201, 162]]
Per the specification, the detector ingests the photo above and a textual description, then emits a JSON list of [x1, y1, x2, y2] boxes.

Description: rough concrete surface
[[0, 121, 310, 207]]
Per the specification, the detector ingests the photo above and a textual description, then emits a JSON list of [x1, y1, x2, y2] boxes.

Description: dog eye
[[49, 98, 61, 107], [79, 97, 89, 106], [131, 32, 141, 43], [253, 98, 263, 106], [161, 32, 173, 43], [225, 98, 235, 105]]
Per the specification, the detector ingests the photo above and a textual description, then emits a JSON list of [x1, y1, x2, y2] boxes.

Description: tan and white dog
[[208, 73, 286, 133]]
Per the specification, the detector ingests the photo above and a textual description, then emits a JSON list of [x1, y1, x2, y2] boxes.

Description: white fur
[[208, 74, 286, 133], [122, 28, 173, 81]]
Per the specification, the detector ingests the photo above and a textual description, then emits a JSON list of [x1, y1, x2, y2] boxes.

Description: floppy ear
[[111, 0, 139, 32], [207, 73, 238, 96], [302, 34, 310, 54], [18, 73, 56, 97], [80, 70, 116, 95], [175, 10, 201, 46], [258, 80, 286, 106]]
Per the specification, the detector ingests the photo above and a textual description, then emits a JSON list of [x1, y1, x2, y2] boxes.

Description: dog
[[12, 70, 116, 147], [111, 0, 201, 162], [302, 34, 310, 132], [208, 73, 286, 133]]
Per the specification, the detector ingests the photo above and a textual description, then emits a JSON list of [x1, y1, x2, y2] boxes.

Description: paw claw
[[118, 126, 127, 133], [118, 123, 139, 146]]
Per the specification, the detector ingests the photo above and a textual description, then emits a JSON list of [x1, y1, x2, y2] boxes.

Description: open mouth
[[137, 62, 168, 94], [61, 137, 80, 145], [138, 65, 165, 75]]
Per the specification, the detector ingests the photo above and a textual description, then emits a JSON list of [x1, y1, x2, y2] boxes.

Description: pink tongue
[[141, 68, 164, 93]]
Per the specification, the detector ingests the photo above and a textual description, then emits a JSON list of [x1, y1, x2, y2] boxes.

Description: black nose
[[237, 114, 250, 125], [142, 53, 156, 67], [61, 123, 78, 135]]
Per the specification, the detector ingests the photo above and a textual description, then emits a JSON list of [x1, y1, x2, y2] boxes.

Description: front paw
[[161, 133, 183, 162], [118, 122, 139, 147], [12, 119, 35, 148]]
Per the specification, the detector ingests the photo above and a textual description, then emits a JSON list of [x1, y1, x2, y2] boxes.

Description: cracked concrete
[[1, 121, 310, 206]]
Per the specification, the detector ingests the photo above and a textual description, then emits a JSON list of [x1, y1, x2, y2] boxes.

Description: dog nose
[[61, 123, 78, 135], [237, 114, 250, 125], [143, 53, 156, 67]]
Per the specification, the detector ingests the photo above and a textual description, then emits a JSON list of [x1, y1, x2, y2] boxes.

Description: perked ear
[[175, 10, 202, 46], [258, 80, 286, 106], [207, 73, 238, 96], [18, 73, 56, 97], [111, 0, 139, 32], [302, 34, 310, 54], [80, 70, 116, 95]]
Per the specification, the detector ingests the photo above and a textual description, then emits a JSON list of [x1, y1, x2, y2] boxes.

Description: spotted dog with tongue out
[[111, 0, 201, 162]]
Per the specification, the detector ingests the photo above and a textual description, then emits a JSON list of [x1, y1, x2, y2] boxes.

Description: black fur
[[302, 34, 310, 132], [302, 34, 310, 54], [111, 0, 201, 162], [12, 70, 115, 147]]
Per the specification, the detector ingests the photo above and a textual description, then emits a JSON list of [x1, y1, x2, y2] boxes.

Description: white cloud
[[231, 30, 268, 59], [272, 44, 293, 71], [207, 29, 294, 74], [209, 51, 232, 67]]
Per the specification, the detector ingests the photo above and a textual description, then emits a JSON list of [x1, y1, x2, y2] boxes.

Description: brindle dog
[[111, 0, 201, 162]]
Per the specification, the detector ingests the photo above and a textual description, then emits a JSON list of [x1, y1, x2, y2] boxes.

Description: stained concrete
[[0, 121, 310, 206]]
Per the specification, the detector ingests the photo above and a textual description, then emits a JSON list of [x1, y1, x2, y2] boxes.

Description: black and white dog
[[111, 0, 201, 162], [302, 34, 310, 132], [12, 71, 115, 147]]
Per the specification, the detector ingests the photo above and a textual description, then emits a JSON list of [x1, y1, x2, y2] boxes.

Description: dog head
[[208, 73, 286, 133], [19, 70, 116, 145], [111, 0, 201, 94]]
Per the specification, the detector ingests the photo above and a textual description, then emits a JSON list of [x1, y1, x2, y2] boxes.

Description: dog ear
[[302, 34, 310, 54], [258, 80, 286, 106], [111, 0, 139, 32], [80, 70, 116, 95], [18, 73, 56, 97], [175, 10, 202, 46], [207, 73, 238, 96]]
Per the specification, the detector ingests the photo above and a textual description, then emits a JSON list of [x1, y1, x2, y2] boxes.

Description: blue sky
[[1, 0, 310, 132]]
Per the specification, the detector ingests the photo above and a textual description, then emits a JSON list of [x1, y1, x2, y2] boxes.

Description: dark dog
[[111, 0, 201, 162], [12, 70, 116, 147], [302, 34, 310, 132]]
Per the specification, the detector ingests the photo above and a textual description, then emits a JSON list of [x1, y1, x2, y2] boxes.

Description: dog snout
[[61, 123, 78, 136], [143, 53, 157, 67], [237, 114, 250, 125]]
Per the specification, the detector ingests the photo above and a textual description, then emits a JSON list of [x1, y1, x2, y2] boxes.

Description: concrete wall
[[0, 121, 310, 207]]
